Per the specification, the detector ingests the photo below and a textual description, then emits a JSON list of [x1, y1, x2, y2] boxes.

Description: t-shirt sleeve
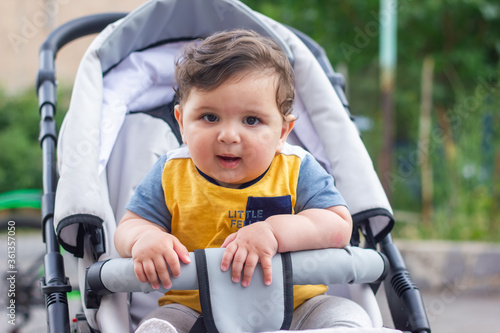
[[125, 155, 172, 231], [294, 152, 347, 213]]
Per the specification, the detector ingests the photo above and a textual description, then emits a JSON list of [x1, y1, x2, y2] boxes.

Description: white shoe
[[135, 318, 178, 333]]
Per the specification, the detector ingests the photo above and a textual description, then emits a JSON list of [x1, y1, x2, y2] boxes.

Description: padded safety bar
[[85, 247, 388, 308]]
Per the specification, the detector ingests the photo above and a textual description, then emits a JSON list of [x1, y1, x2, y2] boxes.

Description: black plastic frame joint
[[41, 192, 56, 242], [36, 69, 57, 92], [39, 117, 58, 145], [40, 277, 72, 294], [85, 260, 111, 309], [85, 224, 106, 262]]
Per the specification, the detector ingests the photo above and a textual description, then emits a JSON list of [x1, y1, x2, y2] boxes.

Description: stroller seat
[[35, 0, 430, 332]]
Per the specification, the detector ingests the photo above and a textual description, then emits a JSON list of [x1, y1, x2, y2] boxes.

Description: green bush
[[0, 88, 69, 193]]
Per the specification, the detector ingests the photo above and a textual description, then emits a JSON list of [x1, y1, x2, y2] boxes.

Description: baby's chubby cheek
[[241, 130, 281, 160], [255, 131, 273, 143]]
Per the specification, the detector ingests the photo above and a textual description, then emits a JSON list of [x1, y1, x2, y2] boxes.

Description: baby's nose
[[218, 124, 241, 144]]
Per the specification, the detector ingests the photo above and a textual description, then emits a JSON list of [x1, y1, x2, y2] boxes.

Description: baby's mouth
[[217, 155, 241, 167]]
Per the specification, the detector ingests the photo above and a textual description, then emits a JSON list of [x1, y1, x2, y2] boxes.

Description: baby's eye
[[243, 116, 261, 126], [202, 114, 219, 122]]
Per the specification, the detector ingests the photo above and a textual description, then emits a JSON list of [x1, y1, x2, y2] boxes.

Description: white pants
[[136, 295, 373, 332]]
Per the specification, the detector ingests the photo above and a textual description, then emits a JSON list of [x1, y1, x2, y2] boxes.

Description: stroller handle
[[37, 13, 127, 93], [40, 13, 127, 59], [85, 247, 387, 308]]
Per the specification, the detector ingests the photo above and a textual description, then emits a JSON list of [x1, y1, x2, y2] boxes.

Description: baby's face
[[175, 72, 294, 187]]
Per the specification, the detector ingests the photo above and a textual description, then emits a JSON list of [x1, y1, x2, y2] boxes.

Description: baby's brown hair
[[175, 29, 295, 118]]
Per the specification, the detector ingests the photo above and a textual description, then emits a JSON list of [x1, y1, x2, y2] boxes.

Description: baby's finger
[[241, 253, 259, 287], [173, 238, 191, 264], [164, 250, 181, 279], [153, 257, 172, 289], [142, 259, 161, 289], [133, 260, 148, 284], [221, 233, 237, 248], [231, 247, 248, 284], [260, 255, 273, 286], [220, 242, 237, 272]]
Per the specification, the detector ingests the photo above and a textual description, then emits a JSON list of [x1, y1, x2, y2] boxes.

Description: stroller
[[36, 0, 430, 332]]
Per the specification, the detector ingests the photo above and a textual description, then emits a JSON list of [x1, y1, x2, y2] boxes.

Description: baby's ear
[[174, 105, 182, 124], [174, 105, 187, 144], [277, 114, 295, 152]]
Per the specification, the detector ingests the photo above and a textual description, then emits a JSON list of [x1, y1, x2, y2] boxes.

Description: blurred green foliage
[[0, 88, 68, 192], [1, 0, 499, 241]]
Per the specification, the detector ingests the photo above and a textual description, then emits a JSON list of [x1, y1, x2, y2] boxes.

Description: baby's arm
[[221, 205, 352, 287], [268, 205, 352, 252], [114, 211, 191, 289]]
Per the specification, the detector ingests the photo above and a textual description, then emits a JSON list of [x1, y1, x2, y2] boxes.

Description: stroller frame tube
[[380, 235, 430, 333], [37, 13, 126, 333]]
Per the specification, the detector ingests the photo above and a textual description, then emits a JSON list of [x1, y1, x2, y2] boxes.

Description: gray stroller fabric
[[195, 249, 293, 333]]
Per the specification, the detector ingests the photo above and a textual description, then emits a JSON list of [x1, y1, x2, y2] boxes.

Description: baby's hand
[[220, 222, 278, 287], [131, 231, 190, 290]]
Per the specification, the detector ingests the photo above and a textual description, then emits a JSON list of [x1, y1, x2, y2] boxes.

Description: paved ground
[[377, 287, 500, 332], [1, 231, 500, 332]]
